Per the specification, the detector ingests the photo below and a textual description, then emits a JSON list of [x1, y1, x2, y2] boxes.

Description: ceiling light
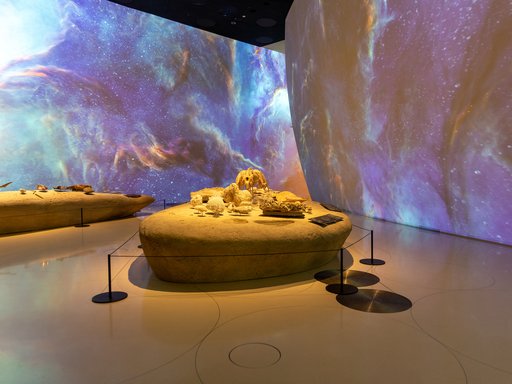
[[256, 18, 277, 27]]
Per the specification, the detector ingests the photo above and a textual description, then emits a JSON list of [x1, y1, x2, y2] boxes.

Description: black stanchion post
[[163, 199, 166, 209], [107, 253, 112, 300], [92, 253, 128, 303], [338, 248, 358, 295], [75, 208, 90, 228], [371, 229, 373, 259], [360, 229, 385, 265]]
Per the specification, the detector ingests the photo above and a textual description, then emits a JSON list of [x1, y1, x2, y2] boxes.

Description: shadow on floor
[[127, 252, 353, 293]]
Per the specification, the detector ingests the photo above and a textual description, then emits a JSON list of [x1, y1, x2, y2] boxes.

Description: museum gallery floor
[[0, 209, 511, 384]]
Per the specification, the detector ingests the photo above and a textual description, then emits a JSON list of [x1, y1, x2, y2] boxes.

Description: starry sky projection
[[286, 0, 512, 245], [0, 0, 308, 203]]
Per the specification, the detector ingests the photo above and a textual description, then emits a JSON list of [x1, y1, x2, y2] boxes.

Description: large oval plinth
[[0, 191, 154, 235], [139, 201, 352, 283]]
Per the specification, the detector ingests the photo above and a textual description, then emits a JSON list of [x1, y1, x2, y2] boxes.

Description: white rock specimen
[[206, 195, 225, 216], [223, 183, 242, 206], [194, 205, 208, 216], [231, 205, 252, 215], [190, 194, 203, 207], [239, 189, 253, 203]]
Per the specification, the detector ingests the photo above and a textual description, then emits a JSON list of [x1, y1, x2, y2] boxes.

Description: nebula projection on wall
[[0, 0, 308, 203], [286, 0, 512, 245]]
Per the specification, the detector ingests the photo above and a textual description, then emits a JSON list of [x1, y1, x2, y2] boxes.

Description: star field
[[286, 0, 512, 245], [0, 0, 307, 203]]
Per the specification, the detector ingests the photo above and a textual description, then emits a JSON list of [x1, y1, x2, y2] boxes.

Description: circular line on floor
[[229, 342, 281, 368]]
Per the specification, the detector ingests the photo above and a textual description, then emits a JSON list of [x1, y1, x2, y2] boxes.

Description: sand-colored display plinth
[[139, 201, 351, 283], [0, 191, 154, 235]]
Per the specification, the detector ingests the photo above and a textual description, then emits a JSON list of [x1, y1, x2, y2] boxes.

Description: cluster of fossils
[[1, 181, 94, 195], [188, 168, 310, 218], [190, 184, 253, 217], [258, 191, 311, 218], [53, 184, 94, 193]]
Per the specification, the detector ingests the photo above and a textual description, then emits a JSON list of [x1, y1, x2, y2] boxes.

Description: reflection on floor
[[0, 211, 511, 384]]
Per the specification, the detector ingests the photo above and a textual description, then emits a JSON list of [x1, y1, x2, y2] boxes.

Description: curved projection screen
[[286, 0, 512, 245], [0, 0, 308, 202]]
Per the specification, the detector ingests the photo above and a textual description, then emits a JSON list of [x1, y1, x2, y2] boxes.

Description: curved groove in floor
[[411, 289, 512, 374], [195, 306, 467, 384]]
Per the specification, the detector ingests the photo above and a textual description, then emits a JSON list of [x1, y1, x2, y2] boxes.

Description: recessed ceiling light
[[255, 36, 274, 44], [256, 18, 277, 27]]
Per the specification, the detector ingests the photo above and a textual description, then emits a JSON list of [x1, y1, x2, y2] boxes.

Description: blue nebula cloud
[[286, 0, 512, 245], [0, 0, 307, 202]]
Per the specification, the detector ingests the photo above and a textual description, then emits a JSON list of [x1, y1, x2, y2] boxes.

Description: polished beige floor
[[0, 210, 511, 384]]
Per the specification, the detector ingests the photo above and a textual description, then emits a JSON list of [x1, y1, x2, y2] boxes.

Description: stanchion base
[[75, 224, 90, 228], [315, 269, 380, 287], [326, 283, 358, 295], [92, 291, 128, 303], [337, 289, 412, 313], [360, 258, 385, 266], [344, 270, 380, 286]]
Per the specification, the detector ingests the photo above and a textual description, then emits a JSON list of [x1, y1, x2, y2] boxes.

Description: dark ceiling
[[108, 0, 294, 47]]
